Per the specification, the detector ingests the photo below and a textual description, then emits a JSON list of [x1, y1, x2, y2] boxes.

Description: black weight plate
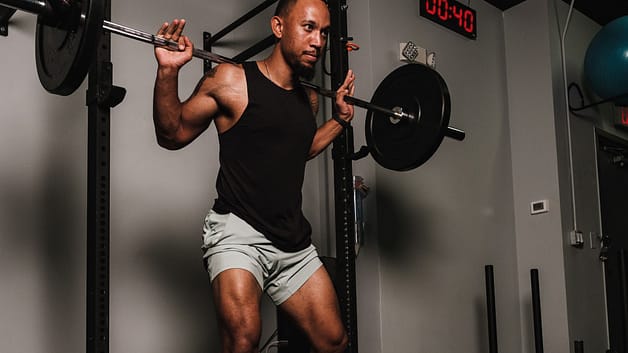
[[35, 0, 104, 96], [365, 64, 451, 171]]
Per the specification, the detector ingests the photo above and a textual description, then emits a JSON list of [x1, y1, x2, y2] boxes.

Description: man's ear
[[271, 16, 283, 39]]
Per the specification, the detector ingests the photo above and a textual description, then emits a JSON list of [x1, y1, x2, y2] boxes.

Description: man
[[152, 0, 354, 352]]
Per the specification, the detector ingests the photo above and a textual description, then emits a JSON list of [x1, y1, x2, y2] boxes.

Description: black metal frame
[[327, 1, 358, 352], [85, 1, 126, 352], [205, 1, 358, 352], [86, 15, 112, 352]]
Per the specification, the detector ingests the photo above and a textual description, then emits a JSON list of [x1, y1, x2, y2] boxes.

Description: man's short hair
[[274, 0, 328, 17]]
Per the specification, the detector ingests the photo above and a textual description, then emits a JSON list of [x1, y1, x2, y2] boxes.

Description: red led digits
[[420, 0, 477, 39]]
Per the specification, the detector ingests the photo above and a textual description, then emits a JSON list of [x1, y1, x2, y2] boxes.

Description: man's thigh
[[212, 269, 263, 348], [278, 266, 346, 351]]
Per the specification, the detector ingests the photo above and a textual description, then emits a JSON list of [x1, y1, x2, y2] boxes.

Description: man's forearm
[[153, 67, 183, 142], [308, 118, 346, 159]]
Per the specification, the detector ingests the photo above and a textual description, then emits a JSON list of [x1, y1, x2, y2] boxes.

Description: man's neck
[[263, 49, 297, 90]]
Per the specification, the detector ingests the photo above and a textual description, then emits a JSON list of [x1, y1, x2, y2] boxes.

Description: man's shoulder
[[199, 63, 247, 99], [208, 62, 245, 84]]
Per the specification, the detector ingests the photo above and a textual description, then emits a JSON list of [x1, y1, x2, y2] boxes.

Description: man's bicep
[[181, 92, 219, 130], [181, 70, 221, 128]]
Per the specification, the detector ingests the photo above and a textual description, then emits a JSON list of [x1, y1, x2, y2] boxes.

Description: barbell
[[1, 0, 466, 170]]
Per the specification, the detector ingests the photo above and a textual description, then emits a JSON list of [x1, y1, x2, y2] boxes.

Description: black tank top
[[212, 62, 317, 252]]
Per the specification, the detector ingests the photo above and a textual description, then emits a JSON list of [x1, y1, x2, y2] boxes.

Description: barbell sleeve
[[346, 95, 415, 120], [445, 126, 465, 141], [298, 81, 416, 120]]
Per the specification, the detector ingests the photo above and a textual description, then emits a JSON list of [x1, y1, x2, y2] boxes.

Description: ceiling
[[483, 0, 628, 25]]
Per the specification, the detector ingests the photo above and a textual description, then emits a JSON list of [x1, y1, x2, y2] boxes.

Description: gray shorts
[[201, 210, 322, 305]]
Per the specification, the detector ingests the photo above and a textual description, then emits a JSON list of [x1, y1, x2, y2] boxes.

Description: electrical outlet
[[570, 230, 584, 248]]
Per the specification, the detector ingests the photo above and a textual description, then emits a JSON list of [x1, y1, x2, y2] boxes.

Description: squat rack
[[82, 0, 358, 352]]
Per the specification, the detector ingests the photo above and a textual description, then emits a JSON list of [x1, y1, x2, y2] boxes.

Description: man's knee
[[314, 329, 348, 353], [226, 334, 259, 353], [222, 324, 261, 353], [332, 331, 349, 353]]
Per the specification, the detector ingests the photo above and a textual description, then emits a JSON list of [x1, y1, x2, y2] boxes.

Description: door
[[597, 132, 628, 353]]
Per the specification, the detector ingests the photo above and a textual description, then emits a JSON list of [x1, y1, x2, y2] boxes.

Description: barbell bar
[[104, 22, 469, 144], [2, 0, 466, 170], [111, 20, 466, 142], [110, 19, 467, 163], [105, 21, 431, 127], [103, 22, 417, 121]]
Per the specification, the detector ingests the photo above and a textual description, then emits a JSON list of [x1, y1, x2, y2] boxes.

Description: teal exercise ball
[[584, 15, 628, 106]]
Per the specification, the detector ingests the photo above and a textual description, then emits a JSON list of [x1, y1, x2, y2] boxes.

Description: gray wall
[[0, 13, 88, 353], [364, 1, 520, 352], [504, 1, 571, 352], [1, 0, 624, 353]]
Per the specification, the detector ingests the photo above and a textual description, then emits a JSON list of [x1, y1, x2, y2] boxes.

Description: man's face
[[278, 0, 330, 79]]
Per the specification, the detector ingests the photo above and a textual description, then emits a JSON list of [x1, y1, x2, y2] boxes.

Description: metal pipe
[[445, 126, 466, 141], [209, 0, 278, 44], [485, 265, 498, 353], [232, 34, 275, 63]]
